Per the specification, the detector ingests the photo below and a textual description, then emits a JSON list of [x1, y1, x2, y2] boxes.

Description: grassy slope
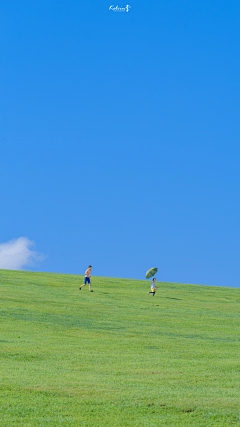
[[0, 270, 240, 427]]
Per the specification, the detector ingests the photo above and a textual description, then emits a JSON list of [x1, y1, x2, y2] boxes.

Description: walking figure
[[79, 265, 93, 292], [148, 277, 157, 296]]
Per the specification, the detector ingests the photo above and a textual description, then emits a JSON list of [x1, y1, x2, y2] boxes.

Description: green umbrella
[[145, 267, 158, 279]]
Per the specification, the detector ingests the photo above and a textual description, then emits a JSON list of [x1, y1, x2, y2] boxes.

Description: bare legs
[[79, 282, 92, 291]]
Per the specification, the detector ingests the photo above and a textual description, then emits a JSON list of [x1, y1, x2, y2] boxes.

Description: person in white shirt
[[148, 277, 157, 296]]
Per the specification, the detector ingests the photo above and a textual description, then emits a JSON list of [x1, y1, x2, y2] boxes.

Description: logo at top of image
[[109, 5, 131, 12]]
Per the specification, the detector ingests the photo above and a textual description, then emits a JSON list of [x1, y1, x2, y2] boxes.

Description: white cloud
[[0, 237, 46, 270]]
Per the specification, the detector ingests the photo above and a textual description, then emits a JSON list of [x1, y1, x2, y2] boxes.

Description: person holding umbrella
[[145, 267, 158, 297], [148, 277, 158, 296]]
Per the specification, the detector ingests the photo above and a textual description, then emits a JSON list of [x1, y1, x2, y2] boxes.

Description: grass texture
[[0, 269, 240, 426]]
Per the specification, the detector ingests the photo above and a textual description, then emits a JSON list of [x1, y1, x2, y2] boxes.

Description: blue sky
[[0, 0, 239, 286]]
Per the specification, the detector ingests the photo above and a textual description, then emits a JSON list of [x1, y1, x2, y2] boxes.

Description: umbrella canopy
[[145, 267, 158, 279]]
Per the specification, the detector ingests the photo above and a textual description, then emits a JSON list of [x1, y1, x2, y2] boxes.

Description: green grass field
[[0, 270, 240, 426]]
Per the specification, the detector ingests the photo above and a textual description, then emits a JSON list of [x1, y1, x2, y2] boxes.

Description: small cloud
[[0, 237, 46, 270]]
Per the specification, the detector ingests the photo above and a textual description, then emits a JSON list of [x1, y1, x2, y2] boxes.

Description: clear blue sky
[[0, 0, 239, 286]]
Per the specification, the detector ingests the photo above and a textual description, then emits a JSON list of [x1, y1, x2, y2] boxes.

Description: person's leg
[[88, 278, 92, 291], [79, 277, 87, 290]]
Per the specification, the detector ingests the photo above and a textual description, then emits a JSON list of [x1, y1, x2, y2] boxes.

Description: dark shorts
[[84, 277, 90, 284]]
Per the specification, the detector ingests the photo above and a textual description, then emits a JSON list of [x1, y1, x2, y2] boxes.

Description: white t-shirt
[[151, 281, 156, 289]]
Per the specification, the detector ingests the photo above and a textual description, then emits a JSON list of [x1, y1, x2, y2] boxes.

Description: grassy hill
[[0, 270, 240, 426]]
